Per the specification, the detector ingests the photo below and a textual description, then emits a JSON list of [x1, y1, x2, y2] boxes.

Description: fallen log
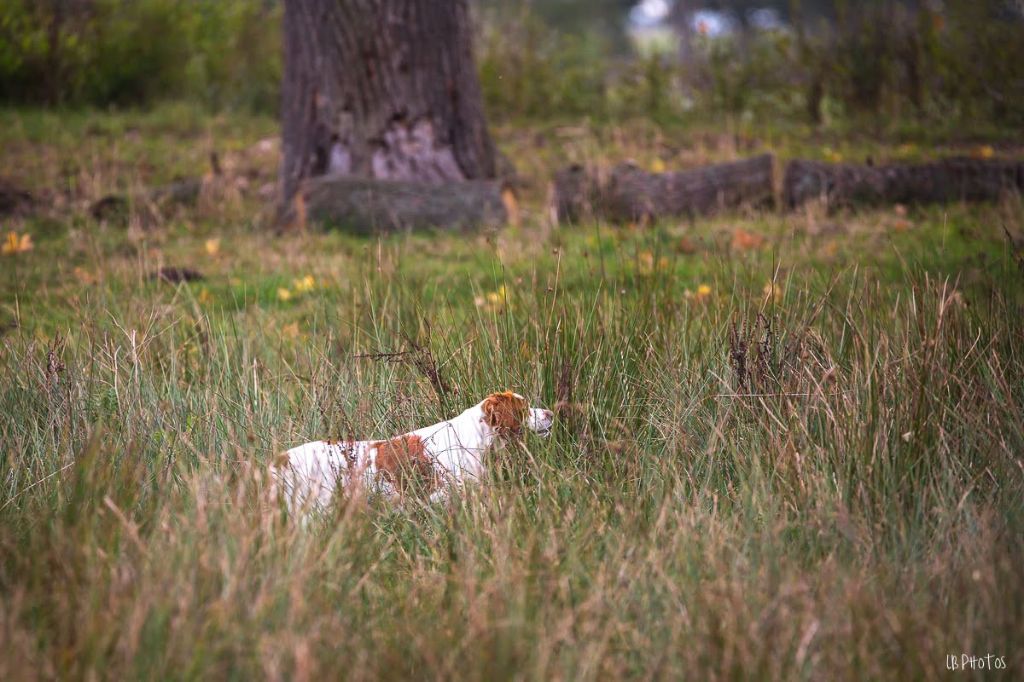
[[151, 266, 204, 284], [287, 176, 509, 234], [90, 178, 204, 225], [784, 157, 1024, 210], [0, 178, 37, 217], [552, 154, 776, 224]]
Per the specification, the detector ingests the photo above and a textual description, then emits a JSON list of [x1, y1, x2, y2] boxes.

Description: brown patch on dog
[[371, 434, 436, 496], [482, 391, 529, 437]]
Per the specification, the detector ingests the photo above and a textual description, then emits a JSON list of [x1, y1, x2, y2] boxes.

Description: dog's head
[[480, 391, 554, 438]]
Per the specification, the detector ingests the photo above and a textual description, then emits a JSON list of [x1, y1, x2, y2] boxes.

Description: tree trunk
[[783, 157, 1024, 210], [552, 155, 776, 224], [280, 0, 497, 215]]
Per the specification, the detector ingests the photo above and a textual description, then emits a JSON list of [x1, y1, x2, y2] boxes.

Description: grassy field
[[1, 106, 1023, 680]]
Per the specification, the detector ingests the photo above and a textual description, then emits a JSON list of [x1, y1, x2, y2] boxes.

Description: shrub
[[1, 0, 1020, 131], [0, 0, 281, 112]]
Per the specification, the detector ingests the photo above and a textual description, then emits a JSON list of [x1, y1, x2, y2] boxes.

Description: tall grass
[[2, 247, 1022, 678]]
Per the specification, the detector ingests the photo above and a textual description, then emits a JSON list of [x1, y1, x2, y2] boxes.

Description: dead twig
[[353, 321, 453, 410]]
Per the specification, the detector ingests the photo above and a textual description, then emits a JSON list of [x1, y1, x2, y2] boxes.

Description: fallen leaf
[[2, 231, 33, 255], [205, 238, 221, 256], [638, 251, 655, 274], [73, 267, 96, 285], [763, 280, 783, 303], [823, 147, 843, 163], [731, 228, 766, 251], [972, 145, 995, 160], [676, 236, 699, 255], [502, 188, 520, 227], [293, 275, 315, 293], [475, 284, 508, 312]]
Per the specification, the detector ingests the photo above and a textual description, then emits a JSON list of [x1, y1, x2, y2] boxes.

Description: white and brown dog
[[271, 391, 554, 514]]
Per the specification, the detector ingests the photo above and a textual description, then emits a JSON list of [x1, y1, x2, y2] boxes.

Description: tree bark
[[783, 157, 1024, 210], [552, 154, 776, 224], [280, 0, 497, 213]]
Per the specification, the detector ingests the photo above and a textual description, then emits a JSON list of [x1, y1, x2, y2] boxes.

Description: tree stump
[[280, 0, 497, 219], [552, 154, 776, 224]]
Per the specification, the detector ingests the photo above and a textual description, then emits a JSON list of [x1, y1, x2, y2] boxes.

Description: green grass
[[1, 106, 1023, 680]]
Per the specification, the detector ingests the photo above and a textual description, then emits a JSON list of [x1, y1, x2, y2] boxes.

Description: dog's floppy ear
[[481, 391, 529, 436]]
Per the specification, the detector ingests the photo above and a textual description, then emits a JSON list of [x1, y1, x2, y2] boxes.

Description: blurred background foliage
[[0, 0, 282, 111], [0, 0, 1021, 128]]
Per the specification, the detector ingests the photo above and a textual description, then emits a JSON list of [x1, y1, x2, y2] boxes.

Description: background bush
[[0, 0, 1021, 129], [478, 0, 1024, 129], [0, 0, 281, 111]]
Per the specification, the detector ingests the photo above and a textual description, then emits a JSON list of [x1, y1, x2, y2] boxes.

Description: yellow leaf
[[502, 188, 520, 228], [696, 284, 712, 298], [638, 251, 655, 274], [293, 275, 316, 293], [277, 287, 292, 302], [972, 145, 995, 160], [205, 238, 221, 256], [650, 158, 666, 173], [2, 231, 32, 255], [823, 146, 843, 163], [763, 281, 782, 303], [477, 285, 507, 312]]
